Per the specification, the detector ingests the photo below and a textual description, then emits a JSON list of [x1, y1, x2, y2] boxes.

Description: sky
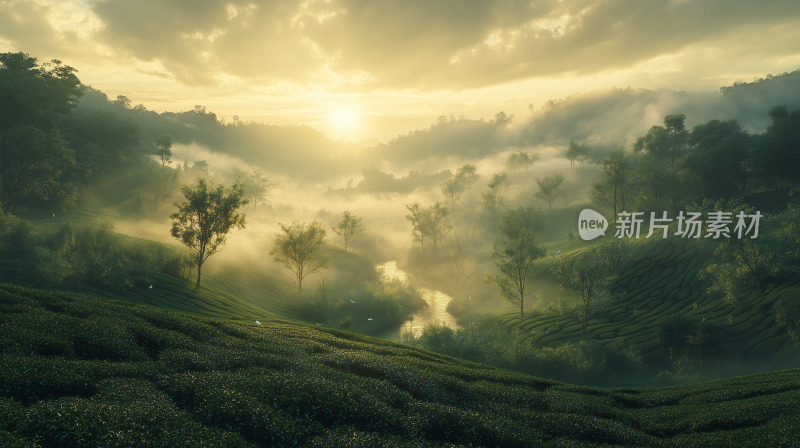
[[2, 0, 800, 143]]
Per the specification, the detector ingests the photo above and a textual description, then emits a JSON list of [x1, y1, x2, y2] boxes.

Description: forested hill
[[73, 89, 361, 181], [359, 69, 800, 167], [71, 70, 800, 179]]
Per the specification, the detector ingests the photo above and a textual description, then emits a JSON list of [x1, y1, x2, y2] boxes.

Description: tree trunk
[[196, 261, 202, 288]]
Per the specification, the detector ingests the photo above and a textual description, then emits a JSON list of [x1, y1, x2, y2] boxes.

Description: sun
[[333, 113, 356, 130]]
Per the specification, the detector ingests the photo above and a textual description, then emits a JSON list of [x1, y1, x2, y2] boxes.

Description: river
[[376, 261, 461, 341]]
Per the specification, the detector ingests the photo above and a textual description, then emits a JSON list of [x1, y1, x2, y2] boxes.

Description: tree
[[632, 125, 671, 160], [505, 152, 523, 173], [148, 164, 179, 211], [332, 210, 366, 253], [757, 105, 800, 189], [551, 239, 630, 334], [271, 220, 331, 293], [455, 163, 480, 192], [446, 226, 468, 279], [440, 177, 465, 211], [664, 114, 687, 166], [484, 207, 546, 317], [631, 155, 681, 213], [533, 172, 564, 212], [0, 126, 76, 213], [488, 172, 511, 196], [0, 52, 83, 213], [170, 178, 248, 287], [155, 134, 173, 166], [517, 151, 539, 172], [427, 202, 451, 251], [681, 119, 752, 201], [588, 147, 632, 220], [405, 203, 429, 249], [564, 140, 588, 168], [247, 168, 276, 208]]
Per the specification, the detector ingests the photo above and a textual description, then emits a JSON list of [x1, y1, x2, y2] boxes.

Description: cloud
[[2, 0, 799, 94]]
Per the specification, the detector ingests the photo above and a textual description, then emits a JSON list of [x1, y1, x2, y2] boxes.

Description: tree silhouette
[[170, 179, 248, 287]]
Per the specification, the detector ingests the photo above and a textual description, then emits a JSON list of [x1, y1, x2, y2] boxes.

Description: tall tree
[[405, 203, 429, 249], [533, 172, 565, 212], [551, 239, 630, 334], [427, 202, 451, 252], [170, 178, 248, 287], [564, 140, 588, 168], [664, 114, 687, 167], [155, 134, 173, 166], [440, 177, 465, 211], [332, 210, 366, 253], [758, 105, 800, 189], [148, 164, 179, 211], [271, 220, 331, 293], [455, 163, 480, 192], [247, 168, 276, 208], [588, 147, 632, 220], [631, 156, 681, 213], [505, 152, 523, 173], [484, 207, 546, 317], [488, 172, 512, 197], [0, 52, 83, 213], [517, 151, 539, 172], [632, 125, 671, 160], [681, 119, 752, 201]]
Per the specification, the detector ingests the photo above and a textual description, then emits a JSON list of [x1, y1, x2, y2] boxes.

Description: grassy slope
[[2, 284, 800, 447], [24, 199, 303, 318]]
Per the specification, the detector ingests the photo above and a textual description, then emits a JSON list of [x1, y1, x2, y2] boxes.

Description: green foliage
[[331, 210, 366, 253], [439, 177, 465, 211], [2, 285, 800, 446], [454, 163, 479, 191], [658, 314, 729, 373], [533, 172, 565, 212], [485, 207, 547, 317], [300, 275, 423, 335], [404, 202, 451, 252], [588, 146, 633, 218], [0, 126, 77, 213], [154, 134, 173, 166], [551, 238, 630, 334], [0, 214, 193, 290], [171, 178, 249, 287], [775, 295, 800, 343], [700, 197, 799, 303], [563, 139, 588, 168], [271, 220, 331, 293], [339, 315, 353, 331], [410, 318, 646, 387], [244, 168, 275, 208]]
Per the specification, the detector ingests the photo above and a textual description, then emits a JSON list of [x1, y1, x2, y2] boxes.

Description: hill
[[2, 284, 800, 447]]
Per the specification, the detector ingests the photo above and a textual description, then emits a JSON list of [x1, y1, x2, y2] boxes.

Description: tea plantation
[[2, 284, 800, 447], [499, 233, 800, 371]]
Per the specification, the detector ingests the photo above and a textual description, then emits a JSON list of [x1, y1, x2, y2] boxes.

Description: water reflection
[[377, 261, 461, 341]]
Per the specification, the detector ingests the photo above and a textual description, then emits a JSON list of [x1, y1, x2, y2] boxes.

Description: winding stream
[[377, 261, 461, 341]]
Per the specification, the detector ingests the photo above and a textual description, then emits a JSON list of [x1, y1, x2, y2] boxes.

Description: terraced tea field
[[500, 231, 800, 369], [2, 284, 799, 447]]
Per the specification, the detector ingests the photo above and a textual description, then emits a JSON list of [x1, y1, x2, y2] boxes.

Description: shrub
[[658, 314, 728, 372], [775, 294, 800, 343]]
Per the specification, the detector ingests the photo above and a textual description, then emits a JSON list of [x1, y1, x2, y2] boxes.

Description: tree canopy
[[271, 220, 331, 293], [170, 178, 248, 287]]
